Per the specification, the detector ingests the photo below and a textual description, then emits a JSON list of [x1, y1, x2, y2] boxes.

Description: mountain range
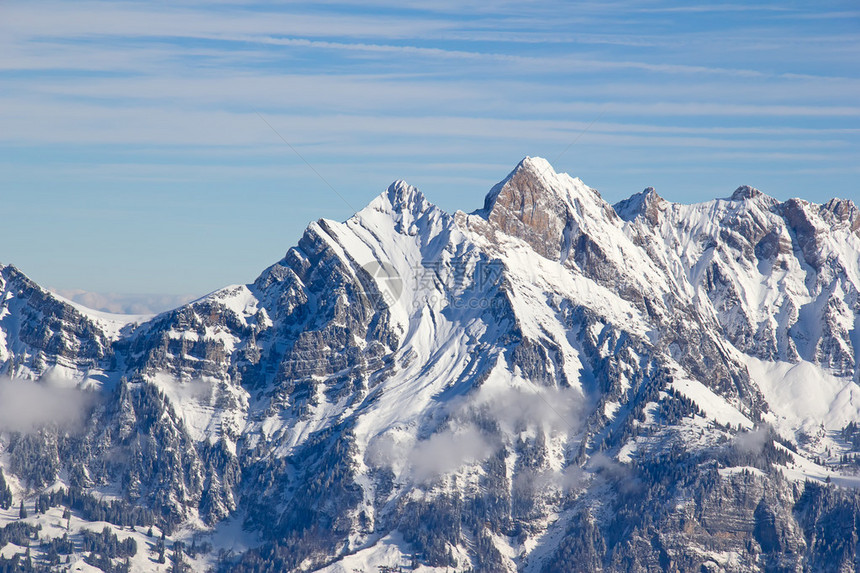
[[2, 157, 860, 572]]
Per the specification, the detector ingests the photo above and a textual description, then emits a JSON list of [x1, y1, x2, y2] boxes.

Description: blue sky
[[2, 1, 858, 300]]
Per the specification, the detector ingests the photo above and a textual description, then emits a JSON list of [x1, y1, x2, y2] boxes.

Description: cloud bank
[[366, 384, 586, 483], [0, 377, 95, 433]]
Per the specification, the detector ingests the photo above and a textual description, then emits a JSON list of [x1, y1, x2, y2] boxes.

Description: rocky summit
[[2, 157, 860, 572]]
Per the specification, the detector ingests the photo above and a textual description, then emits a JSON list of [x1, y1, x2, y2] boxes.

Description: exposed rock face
[[732, 185, 764, 201], [2, 158, 860, 572], [0, 265, 115, 376], [482, 157, 579, 261], [618, 186, 860, 380], [615, 187, 666, 225]]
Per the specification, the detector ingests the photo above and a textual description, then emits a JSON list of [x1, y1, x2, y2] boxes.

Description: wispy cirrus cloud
[[0, 0, 857, 296], [635, 3, 797, 13]]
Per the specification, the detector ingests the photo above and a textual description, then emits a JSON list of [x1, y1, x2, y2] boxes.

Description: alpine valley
[[3, 157, 860, 572]]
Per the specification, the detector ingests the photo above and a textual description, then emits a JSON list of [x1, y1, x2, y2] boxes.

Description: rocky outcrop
[[0, 265, 115, 376]]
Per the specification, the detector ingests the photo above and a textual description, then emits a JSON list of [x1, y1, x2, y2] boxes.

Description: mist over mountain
[[2, 158, 860, 572]]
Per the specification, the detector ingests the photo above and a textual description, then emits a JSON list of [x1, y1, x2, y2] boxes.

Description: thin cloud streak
[[0, 0, 857, 295], [4, 1, 856, 83], [0, 2, 459, 41], [8, 32, 852, 83], [2, 102, 856, 148], [636, 3, 797, 13]]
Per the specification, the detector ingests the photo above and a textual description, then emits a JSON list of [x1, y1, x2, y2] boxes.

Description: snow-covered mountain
[[2, 157, 860, 572]]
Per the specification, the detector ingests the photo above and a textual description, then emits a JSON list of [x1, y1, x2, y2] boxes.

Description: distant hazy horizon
[[49, 289, 198, 315]]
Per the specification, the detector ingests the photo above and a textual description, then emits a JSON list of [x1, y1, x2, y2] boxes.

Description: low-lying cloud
[[366, 424, 496, 482], [0, 377, 94, 433], [365, 384, 587, 484], [471, 386, 586, 434], [409, 425, 496, 482], [734, 426, 770, 454], [588, 452, 641, 494], [513, 465, 587, 494]]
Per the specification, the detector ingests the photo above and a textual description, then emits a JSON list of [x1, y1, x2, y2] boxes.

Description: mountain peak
[[731, 185, 764, 201], [473, 156, 613, 261], [820, 197, 860, 234], [614, 187, 667, 224], [362, 179, 430, 219], [477, 157, 576, 261], [517, 155, 555, 178], [354, 179, 444, 238], [481, 156, 584, 214], [383, 179, 427, 211]]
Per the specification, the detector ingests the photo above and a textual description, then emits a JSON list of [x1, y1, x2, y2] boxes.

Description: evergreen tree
[[170, 540, 189, 573], [18, 500, 27, 520], [0, 470, 12, 510]]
